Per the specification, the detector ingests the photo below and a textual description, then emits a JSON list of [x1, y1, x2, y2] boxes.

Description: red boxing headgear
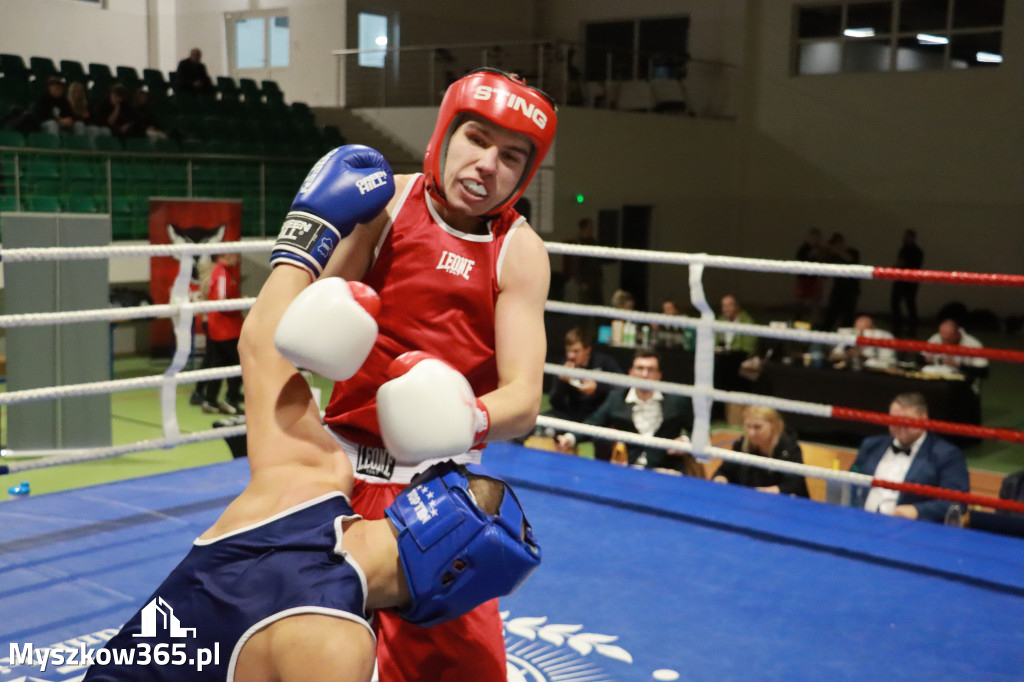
[[423, 68, 557, 217]]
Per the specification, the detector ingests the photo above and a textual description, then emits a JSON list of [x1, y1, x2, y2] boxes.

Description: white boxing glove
[[274, 278, 380, 381], [376, 351, 490, 464]]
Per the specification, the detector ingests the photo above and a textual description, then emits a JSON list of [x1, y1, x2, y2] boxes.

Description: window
[[230, 12, 290, 71], [358, 13, 389, 68], [584, 17, 690, 81], [794, 0, 1005, 75]]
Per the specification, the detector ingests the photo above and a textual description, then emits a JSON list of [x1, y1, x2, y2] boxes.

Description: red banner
[[149, 199, 242, 354]]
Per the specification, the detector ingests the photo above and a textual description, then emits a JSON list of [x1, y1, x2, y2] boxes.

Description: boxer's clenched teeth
[[462, 180, 488, 198]]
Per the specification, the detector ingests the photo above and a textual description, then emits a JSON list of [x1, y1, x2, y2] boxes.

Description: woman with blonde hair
[[711, 405, 809, 497], [66, 81, 108, 138]]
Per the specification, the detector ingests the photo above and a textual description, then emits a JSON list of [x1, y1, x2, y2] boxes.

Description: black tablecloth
[[753, 363, 981, 447]]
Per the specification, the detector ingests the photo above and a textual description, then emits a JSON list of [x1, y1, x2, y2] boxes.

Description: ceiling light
[[375, 36, 388, 47], [976, 51, 1003, 63], [916, 34, 948, 45], [844, 28, 876, 38]]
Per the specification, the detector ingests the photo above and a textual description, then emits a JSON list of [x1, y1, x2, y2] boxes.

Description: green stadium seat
[[88, 63, 114, 88], [94, 135, 123, 152], [115, 66, 142, 90], [239, 78, 262, 103], [0, 130, 26, 147], [60, 134, 95, 151], [0, 54, 29, 78], [0, 74, 31, 109], [59, 60, 87, 83], [124, 137, 155, 153], [67, 195, 99, 213], [29, 56, 58, 81], [26, 131, 61, 149], [26, 195, 62, 212], [1, 194, 20, 211], [143, 68, 171, 96]]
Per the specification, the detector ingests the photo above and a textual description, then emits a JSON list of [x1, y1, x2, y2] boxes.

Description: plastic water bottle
[[8, 481, 31, 500]]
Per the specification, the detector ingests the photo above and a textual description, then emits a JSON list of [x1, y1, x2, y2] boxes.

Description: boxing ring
[[2, 238, 1024, 681], [2, 446, 1023, 681]]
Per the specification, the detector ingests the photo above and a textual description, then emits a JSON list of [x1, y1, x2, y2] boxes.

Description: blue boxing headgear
[[384, 460, 541, 627]]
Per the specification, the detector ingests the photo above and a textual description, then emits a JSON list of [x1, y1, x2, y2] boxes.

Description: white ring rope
[[545, 300, 858, 346], [534, 415, 872, 488], [0, 366, 240, 406], [1, 424, 247, 474], [0, 298, 256, 328], [546, 242, 876, 279], [0, 240, 275, 263], [544, 364, 834, 419]]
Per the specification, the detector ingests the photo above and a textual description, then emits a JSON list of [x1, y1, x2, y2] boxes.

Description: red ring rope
[[873, 267, 1024, 287], [856, 333, 1024, 360], [872, 479, 1024, 514], [830, 406, 1024, 445], [856, 337, 1024, 363]]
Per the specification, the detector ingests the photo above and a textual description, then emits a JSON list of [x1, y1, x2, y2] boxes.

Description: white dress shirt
[[625, 388, 664, 467], [863, 434, 925, 515]]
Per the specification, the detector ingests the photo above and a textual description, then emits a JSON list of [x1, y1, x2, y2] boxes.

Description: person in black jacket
[[546, 326, 622, 460], [712, 405, 809, 497], [175, 48, 215, 94], [556, 347, 699, 475]]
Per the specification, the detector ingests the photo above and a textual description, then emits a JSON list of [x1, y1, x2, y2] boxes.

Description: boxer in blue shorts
[[84, 146, 540, 681]]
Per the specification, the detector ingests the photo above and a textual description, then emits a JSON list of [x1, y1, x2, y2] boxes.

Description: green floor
[[2, 345, 1022, 500]]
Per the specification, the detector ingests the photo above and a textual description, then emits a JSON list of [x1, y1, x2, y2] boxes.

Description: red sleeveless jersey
[[324, 174, 525, 447]]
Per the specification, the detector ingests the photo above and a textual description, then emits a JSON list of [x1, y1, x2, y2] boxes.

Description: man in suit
[[852, 392, 969, 522], [556, 347, 699, 475]]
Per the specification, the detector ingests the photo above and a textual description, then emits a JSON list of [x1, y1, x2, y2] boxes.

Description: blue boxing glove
[[270, 145, 395, 279]]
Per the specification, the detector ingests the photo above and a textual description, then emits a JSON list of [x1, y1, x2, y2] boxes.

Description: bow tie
[[892, 444, 912, 455]]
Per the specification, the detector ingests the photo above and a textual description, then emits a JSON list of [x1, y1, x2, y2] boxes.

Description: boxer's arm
[[239, 267, 344, 473], [319, 173, 415, 282], [481, 223, 551, 441]]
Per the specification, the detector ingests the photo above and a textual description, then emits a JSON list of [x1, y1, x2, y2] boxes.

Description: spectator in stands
[[711, 406, 809, 498], [127, 89, 168, 140], [96, 83, 136, 138], [921, 318, 989, 392], [794, 227, 827, 325], [610, 288, 636, 311], [175, 48, 215, 94], [563, 217, 606, 305], [546, 326, 623, 461], [715, 294, 757, 357], [820, 232, 861, 330], [201, 252, 244, 415], [31, 75, 77, 135], [66, 81, 110, 139], [828, 314, 897, 369], [555, 347, 700, 476], [653, 298, 690, 350], [891, 229, 924, 338], [851, 392, 969, 522]]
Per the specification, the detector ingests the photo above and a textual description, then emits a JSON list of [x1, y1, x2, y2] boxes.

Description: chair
[[0, 193, 20, 211], [216, 76, 240, 101], [0, 130, 26, 147], [111, 196, 135, 239], [124, 137, 155, 153], [67, 195, 99, 213], [94, 135, 124, 152], [238, 78, 262, 103], [143, 68, 172, 99], [87, 63, 114, 90], [798, 442, 855, 503], [59, 60, 88, 83], [115, 66, 143, 90], [26, 131, 61, 149], [0, 53, 29, 79], [29, 56, 58, 81], [60, 134, 95, 151], [26, 195, 62, 212]]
